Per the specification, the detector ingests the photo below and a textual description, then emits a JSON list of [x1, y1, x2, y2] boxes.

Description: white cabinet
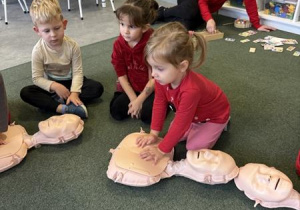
[[219, 0, 300, 35]]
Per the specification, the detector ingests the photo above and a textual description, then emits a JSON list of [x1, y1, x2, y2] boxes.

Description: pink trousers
[[180, 120, 229, 150]]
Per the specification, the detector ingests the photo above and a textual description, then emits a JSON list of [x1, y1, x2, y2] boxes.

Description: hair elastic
[[188, 30, 194, 37]]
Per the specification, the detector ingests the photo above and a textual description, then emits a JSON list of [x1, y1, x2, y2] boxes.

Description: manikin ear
[[179, 60, 189, 73], [63, 19, 68, 30]]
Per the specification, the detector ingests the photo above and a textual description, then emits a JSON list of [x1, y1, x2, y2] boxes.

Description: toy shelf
[[219, 1, 300, 35]]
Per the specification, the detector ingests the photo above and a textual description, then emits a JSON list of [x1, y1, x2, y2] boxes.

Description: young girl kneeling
[[137, 22, 230, 163], [110, 0, 158, 124]]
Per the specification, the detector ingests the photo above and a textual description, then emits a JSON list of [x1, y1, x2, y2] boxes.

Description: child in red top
[[199, 0, 275, 33], [155, 0, 276, 32], [110, 0, 158, 124], [136, 22, 230, 164]]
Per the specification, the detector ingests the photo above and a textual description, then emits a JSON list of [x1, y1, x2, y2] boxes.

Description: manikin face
[[147, 56, 187, 89], [234, 163, 293, 202], [118, 15, 146, 48], [186, 149, 236, 175], [34, 17, 67, 50], [38, 114, 81, 138]]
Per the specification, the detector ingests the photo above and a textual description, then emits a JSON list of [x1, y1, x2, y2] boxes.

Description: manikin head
[[38, 114, 84, 142], [234, 163, 294, 205], [185, 149, 239, 184]]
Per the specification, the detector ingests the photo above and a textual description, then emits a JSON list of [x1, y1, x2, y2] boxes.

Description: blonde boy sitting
[[20, 0, 103, 119]]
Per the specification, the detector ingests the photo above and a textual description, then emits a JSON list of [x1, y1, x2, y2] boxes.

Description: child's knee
[[20, 86, 31, 101], [186, 140, 217, 150], [95, 82, 104, 98], [140, 109, 152, 124], [110, 104, 128, 121]]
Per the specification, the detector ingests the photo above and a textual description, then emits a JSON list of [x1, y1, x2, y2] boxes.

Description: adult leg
[[109, 92, 130, 121], [157, 0, 202, 30], [164, 0, 199, 20], [184, 121, 229, 150], [140, 92, 154, 124], [20, 85, 60, 112]]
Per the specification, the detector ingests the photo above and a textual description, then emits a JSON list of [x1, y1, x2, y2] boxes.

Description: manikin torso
[[107, 132, 239, 186], [0, 114, 84, 173]]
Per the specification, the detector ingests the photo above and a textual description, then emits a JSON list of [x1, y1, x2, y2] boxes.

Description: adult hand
[[66, 92, 83, 106], [257, 25, 276, 32], [136, 133, 158, 148], [206, 19, 216, 33], [139, 146, 165, 165]]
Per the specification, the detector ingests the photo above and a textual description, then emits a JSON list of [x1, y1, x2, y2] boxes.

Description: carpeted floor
[[0, 16, 299, 210]]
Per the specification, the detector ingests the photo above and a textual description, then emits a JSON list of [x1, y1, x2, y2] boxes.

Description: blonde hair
[[30, 0, 63, 25], [115, 0, 158, 27], [145, 22, 207, 69]]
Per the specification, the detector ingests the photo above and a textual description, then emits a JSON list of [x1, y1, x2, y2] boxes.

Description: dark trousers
[[109, 91, 154, 124], [20, 77, 103, 112], [0, 72, 9, 132], [160, 0, 204, 30]]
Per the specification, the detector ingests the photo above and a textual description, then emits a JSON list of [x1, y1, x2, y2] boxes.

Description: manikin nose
[[257, 174, 271, 183]]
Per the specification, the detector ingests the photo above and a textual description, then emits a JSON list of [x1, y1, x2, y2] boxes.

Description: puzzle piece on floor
[[249, 48, 256, 53], [272, 47, 284, 52], [225, 38, 235, 42], [239, 30, 257, 37], [286, 46, 296, 51], [293, 51, 300, 56], [195, 30, 224, 41], [240, 39, 250, 43]]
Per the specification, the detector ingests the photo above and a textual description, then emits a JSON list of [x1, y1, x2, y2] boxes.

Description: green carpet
[[0, 16, 299, 210]]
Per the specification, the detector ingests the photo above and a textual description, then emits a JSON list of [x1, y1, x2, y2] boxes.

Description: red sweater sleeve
[[151, 81, 169, 132], [111, 37, 127, 77], [198, 0, 261, 29], [198, 0, 227, 22], [244, 0, 261, 29], [158, 89, 200, 153]]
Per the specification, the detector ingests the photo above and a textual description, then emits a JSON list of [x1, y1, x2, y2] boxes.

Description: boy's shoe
[[64, 103, 88, 119]]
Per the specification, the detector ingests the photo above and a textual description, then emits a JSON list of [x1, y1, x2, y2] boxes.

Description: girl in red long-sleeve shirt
[[110, 0, 158, 124], [136, 22, 230, 164]]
